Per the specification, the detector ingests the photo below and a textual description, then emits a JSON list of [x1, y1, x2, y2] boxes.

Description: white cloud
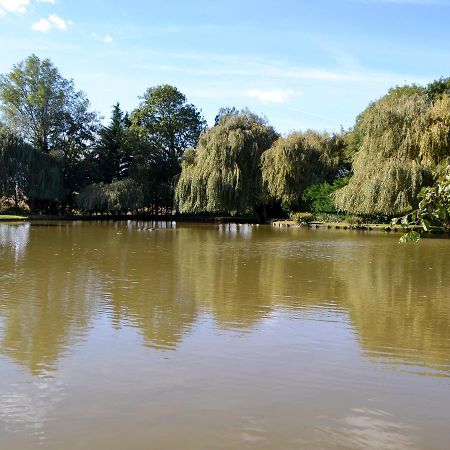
[[32, 17, 50, 31], [31, 14, 71, 32], [0, 0, 58, 17], [91, 32, 114, 44], [0, 0, 30, 14], [245, 89, 299, 103]]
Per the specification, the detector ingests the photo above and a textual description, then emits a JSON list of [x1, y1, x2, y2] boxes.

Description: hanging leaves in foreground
[[393, 158, 450, 242]]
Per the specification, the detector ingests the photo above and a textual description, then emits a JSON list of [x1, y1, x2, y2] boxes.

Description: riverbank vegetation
[[1, 55, 450, 233]]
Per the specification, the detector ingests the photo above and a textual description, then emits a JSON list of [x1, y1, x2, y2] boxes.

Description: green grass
[[0, 214, 28, 221]]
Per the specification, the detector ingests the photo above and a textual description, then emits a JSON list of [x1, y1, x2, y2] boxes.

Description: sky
[[1, 0, 450, 133]]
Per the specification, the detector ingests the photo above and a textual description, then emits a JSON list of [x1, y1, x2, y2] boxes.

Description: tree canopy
[[2, 54, 450, 222], [0, 128, 62, 205], [130, 84, 206, 167], [175, 111, 278, 214], [76, 178, 143, 213], [334, 86, 450, 216], [0, 54, 98, 155], [261, 130, 346, 211], [89, 103, 131, 183]]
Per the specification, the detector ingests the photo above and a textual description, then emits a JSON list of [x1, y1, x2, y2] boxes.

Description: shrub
[[346, 215, 365, 227], [302, 176, 350, 214], [291, 211, 315, 224]]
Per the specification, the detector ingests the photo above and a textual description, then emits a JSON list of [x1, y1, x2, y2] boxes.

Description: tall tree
[[0, 55, 99, 211], [261, 130, 346, 211], [91, 103, 131, 183], [175, 111, 278, 214], [334, 86, 450, 216], [129, 84, 206, 210], [0, 54, 98, 155], [130, 84, 205, 169]]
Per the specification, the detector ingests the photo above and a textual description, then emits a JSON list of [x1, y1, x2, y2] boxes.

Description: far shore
[[1, 214, 448, 237]]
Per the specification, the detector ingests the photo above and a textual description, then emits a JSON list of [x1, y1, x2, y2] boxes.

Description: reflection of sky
[[318, 408, 417, 450], [218, 223, 254, 239], [0, 224, 30, 261], [0, 369, 64, 445]]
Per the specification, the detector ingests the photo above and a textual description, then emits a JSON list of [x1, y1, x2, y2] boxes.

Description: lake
[[0, 222, 449, 449]]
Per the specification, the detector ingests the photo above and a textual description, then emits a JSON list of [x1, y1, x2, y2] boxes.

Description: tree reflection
[[0, 223, 449, 377]]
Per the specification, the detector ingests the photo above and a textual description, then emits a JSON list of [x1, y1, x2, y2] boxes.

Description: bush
[[346, 215, 365, 227], [301, 176, 350, 214], [291, 212, 315, 224]]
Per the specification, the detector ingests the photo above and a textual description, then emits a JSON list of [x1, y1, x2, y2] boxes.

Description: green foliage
[[214, 106, 240, 125], [346, 215, 365, 227], [0, 54, 99, 155], [0, 55, 99, 211], [301, 176, 350, 214], [129, 84, 206, 211], [2, 54, 450, 221], [76, 178, 144, 213], [130, 84, 206, 166], [394, 158, 450, 241], [261, 130, 346, 211], [91, 103, 132, 183], [426, 77, 450, 102], [290, 211, 315, 224], [0, 129, 62, 203], [175, 111, 278, 213], [334, 87, 450, 216]]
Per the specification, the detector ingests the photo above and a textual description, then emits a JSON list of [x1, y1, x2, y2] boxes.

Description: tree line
[[1, 54, 449, 227]]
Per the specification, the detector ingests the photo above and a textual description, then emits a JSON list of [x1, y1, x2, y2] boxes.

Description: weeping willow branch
[[76, 178, 144, 213], [0, 129, 63, 202], [261, 130, 345, 210], [175, 111, 278, 214], [334, 88, 450, 216]]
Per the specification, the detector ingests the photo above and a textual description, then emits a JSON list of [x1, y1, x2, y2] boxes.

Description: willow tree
[[334, 86, 450, 216], [175, 111, 278, 214], [76, 178, 143, 213], [261, 130, 345, 211], [0, 129, 62, 207]]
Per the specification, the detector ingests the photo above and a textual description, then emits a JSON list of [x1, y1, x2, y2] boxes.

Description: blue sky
[[1, 0, 450, 133]]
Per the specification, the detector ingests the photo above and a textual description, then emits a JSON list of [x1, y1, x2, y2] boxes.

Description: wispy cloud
[[126, 49, 428, 87], [0, 0, 57, 16], [32, 14, 72, 32], [246, 89, 300, 103], [0, 0, 30, 14]]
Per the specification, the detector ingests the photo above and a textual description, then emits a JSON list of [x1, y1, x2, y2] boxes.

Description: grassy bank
[[0, 215, 28, 222]]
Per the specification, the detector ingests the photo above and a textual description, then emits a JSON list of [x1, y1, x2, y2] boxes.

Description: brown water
[[0, 222, 449, 450]]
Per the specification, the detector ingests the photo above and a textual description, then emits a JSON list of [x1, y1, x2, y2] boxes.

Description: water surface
[[0, 222, 449, 449]]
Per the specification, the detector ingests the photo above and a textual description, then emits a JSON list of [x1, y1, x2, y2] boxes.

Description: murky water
[[0, 221, 449, 449]]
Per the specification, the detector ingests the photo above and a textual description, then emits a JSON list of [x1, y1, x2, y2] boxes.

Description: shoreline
[[2, 214, 448, 237]]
